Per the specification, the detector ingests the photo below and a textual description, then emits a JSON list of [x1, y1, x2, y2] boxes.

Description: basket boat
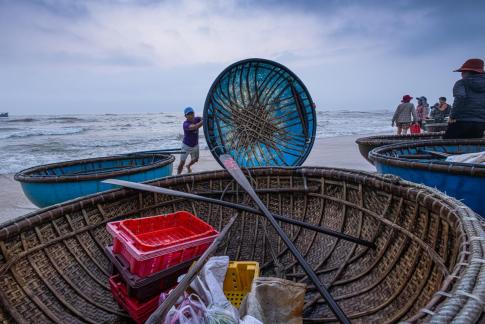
[[356, 132, 444, 164], [203, 58, 317, 168], [14, 154, 175, 208], [369, 138, 485, 217], [423, 122, 448, 133], [1, 167, 484, 323]]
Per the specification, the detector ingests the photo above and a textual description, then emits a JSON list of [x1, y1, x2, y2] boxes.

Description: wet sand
[[0, 134, 375, 224]]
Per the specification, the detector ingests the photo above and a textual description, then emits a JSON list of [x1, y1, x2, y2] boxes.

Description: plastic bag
[[446, 151, 485, 164], [239, 277, 306, 324], [190, 256, 240, 324], [164, 292, 207, 324]]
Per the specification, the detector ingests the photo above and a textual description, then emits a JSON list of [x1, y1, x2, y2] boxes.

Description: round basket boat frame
[[203, 58, 317, 168], [369, 139, 485, 177], [1, 167, 484, 323], [355, 132, 444, 164], [14, 154, 175, 183]]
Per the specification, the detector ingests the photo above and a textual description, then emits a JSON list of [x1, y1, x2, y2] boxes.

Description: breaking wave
[[1, 127, 87, 139]]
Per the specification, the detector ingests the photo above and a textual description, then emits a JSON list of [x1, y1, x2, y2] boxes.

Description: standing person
[[430, 97, 451, 122], [392, 95, 417, 135], [444, 58, 485, 139], [415, 96, 430, 126], [177, 107, 203, 174]]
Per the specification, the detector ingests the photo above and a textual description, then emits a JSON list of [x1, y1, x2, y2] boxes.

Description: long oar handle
[[219, 154, 350, 324], [418, 149, 452, 158], [103, 179, 374, 248], [145, 214, 238, 324]]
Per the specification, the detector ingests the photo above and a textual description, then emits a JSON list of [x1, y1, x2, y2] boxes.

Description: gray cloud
[[0, 0, 484, 113]]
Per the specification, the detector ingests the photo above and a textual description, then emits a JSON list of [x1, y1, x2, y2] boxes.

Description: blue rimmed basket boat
[[14, 154, 175, 207], [203, 58, 316, 168], [356, 132, 444, 164], [369, 139, 485, 217]]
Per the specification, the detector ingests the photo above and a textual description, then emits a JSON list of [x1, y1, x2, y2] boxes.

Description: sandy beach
[[0, 134, 375, 225]]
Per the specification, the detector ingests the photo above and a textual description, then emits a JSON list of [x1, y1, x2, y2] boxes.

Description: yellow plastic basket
[[223, 261, 260, 308]]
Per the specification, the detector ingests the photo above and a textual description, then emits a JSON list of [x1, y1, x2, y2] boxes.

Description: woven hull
[[1, 167, 484, 323], [14, 154, 175, 207], [370, 139, 485, 217], [356, 133, 444, 164]]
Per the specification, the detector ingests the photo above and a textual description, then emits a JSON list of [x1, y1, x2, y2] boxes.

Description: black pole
[[103, 179, 374, 248], [219, 154, 350, 324]]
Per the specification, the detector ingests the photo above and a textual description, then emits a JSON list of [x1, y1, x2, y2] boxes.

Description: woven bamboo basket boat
[[203, 58, 316, 168], [356, 133, 445, 164], [0, 167, 484, 323], [369, 139, 485, 217], [14, 154, 175, 208]]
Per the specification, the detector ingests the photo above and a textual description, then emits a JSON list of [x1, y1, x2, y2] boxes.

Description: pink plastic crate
[[107, 212, 218, 277]]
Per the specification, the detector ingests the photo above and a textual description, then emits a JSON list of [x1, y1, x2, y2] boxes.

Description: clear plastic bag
[[190, 256, 240, 323], [162, 257, 244, 324], [164, 293, 207, 324]]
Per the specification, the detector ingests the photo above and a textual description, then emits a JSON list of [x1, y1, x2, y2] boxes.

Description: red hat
[[402, 95, 413, 103], [454, 58, 485, 73]]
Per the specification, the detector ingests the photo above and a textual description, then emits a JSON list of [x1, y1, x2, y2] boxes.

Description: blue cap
[[184, 107, 194, 115]]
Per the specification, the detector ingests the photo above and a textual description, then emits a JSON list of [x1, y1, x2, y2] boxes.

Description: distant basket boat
[[423, 122, 448, 133], [1, 167, 484, 322], [356, 132, 444, 164], [369, 139, 485, 217], [0, 112, 8, 117], [14, 154, 175, 207]]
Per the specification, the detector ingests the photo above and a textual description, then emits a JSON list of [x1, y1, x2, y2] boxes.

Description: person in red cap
[[392, 95, 417, 135], [444, 58, 485, 139]]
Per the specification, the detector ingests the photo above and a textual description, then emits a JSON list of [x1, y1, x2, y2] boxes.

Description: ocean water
[[0, 110, 393, 174]]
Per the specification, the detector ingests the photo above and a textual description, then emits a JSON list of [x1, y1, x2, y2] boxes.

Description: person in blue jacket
[[444, 58, 485, 139]]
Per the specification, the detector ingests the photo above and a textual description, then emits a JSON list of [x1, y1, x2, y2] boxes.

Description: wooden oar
[[398, 154, 436, 160], [119, 148, 184, 156], [219, 154, 350, 324], [103, 179, 374, 248], [145, 214, 238, 324], [418, 149, 452, 158]]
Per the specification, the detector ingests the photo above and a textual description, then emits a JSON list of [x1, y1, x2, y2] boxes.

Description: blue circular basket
[[203, 58, 316, 167]]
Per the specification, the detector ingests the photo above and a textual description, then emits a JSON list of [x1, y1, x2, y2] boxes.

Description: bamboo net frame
[[203, 58, 316, 168]]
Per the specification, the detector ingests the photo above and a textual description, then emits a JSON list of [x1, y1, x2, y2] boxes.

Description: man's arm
[[188, 118, 203, 130], [450, 80, 466, 120]]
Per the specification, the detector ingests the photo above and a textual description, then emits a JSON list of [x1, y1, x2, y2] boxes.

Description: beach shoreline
[[0, 134, 375, 224]]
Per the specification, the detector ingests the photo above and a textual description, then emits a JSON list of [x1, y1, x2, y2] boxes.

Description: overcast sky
[[1, 0, 484, 115]]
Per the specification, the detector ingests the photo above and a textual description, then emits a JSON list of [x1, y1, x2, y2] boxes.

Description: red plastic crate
[[120, 211, 217, 252], [105, 245, 194, 302], [107, 212, 219, 277], [109, 274, 160, 324]]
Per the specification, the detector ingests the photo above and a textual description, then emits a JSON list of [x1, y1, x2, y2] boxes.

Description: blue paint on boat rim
[[14, 154, 175, 207], [369, 139, 485, 217]]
